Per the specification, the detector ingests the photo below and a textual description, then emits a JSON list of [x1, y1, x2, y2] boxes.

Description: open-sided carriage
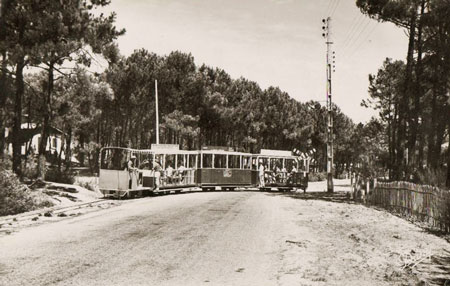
[[256, 149, 309, 191], [98, 145, 199, 198], [148, 144, 198, 194]]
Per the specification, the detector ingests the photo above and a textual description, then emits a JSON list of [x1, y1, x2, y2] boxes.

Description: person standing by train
[[127, 154, 138, 189], [259, 162, 265, 187], [153, 158, 162, 191]]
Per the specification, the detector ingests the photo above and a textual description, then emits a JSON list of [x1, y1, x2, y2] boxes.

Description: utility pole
[[155, 80, 160, 144], [322, 17, 334, 193]]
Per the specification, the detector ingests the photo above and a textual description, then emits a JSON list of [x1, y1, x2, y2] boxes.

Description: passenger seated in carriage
[[281, 166, 287, 183], [139, 159, 150, 169], [274, 165, 282, 183], [286, 166, 298, 184], [165, 164, 174, 184], [176, 164, 186, 183], [265, 166, 276, 184]]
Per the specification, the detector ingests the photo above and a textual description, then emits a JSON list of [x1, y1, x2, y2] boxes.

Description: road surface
[[0, 187, 449, 285]]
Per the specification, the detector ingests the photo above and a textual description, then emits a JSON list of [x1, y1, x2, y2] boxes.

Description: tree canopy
[[358, 0, 450, 187]]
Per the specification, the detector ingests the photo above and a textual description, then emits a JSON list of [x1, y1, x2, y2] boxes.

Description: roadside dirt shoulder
[[271, 194, 450, 285]]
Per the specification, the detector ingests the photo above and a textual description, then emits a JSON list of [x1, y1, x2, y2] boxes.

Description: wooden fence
[[368, 181, 450, 233]]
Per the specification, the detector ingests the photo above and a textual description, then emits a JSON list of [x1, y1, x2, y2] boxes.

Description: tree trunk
[[395, 9, 417, 180], [12, 58, 24, 176], [38, 62, 54, 179], [391, 102, 398, 179], [0, 0, 10, 158], [65, 127, 72, 171], [0, 51, 7, 158], [428, 86, 438, 168], [387, 95, 393, 179], [447, 119, 450, 188], [408, 0, 425, 170]]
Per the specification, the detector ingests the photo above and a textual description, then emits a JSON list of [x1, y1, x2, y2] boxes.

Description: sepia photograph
[[0, 0, 449, 285]]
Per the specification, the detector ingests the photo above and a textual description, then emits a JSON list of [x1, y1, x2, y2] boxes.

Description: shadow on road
[[264, 190, 354, 204]]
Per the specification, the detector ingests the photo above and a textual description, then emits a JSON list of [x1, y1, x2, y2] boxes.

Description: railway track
[[0, 199, 115, 226]]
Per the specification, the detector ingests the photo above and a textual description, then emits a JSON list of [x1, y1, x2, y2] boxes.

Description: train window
[[165, 154, 175, 170], [203, 154, 213, 168], [154, 154, 163, 168], [243, 156, 252, 170], [258, 157, 268, 168], [298, 159, 305, 172], [189, 154, 197, 169], [177, 154, 185, 168], [269, 158, 282, 171], [250, 158, 257, 170], [214, 154, 226, 168], [131, 152, 141, 169], [101, 149, 128, 170], [139, 153, 154, 170], [228, 155, 240, 169], [285, 159, 295, 172]]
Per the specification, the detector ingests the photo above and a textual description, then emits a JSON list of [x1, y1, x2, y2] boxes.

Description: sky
[[98, 0, 408, 123]]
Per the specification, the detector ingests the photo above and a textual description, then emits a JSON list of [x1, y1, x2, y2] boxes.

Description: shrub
[[0, 169, 53, 216], [22, 156, 39, 180], [45, 168, 75, 184], [336, 173, 348, 180], [308, 172, 327, 182], [438, 190, 450, 231], [308, 173, 319, 182], [417, 168, 446, 189], [0, 156, 12, 170]]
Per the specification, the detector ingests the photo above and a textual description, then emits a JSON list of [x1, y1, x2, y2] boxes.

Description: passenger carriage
[[256, 149, 309, 191], [196, 147, 257, 191], [147, 144, 198, 194], [99, 145, 199, 198]]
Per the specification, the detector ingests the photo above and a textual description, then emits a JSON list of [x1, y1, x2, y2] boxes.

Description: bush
[[417, 168, 447, 189], [45, 168, 75, 184], [309, 172, 327, 182], [440, 192, 450, 231], [336, 173, 348, 180], [22, 156, 39, 180], [0, 169, 53, 216], [0, 155, 12, 170]]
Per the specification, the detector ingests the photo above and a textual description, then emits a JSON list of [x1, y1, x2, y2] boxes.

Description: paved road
[[0, 189, 448, 286]]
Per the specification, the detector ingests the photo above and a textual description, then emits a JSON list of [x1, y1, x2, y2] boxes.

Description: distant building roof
[[6, 125, 64, 144]]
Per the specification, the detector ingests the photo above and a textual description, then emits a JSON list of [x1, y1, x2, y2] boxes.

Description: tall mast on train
[[155, 79, 160, 144], [322, 17, 334, 193]]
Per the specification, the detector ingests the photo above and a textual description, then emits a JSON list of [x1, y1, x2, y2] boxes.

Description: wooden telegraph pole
[[155, 80, 160, 144], [322, 17, 334, 193]]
